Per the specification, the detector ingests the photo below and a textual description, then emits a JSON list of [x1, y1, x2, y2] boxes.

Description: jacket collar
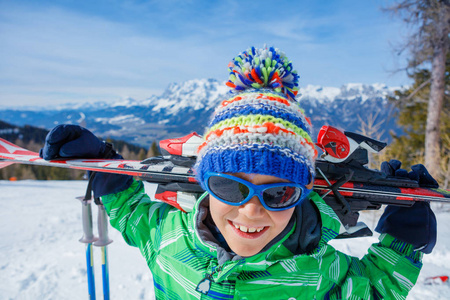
[[191, 191, 344, 273]]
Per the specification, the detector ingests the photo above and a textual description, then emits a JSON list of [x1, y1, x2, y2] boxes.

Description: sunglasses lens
[[208, 175, 250, 203], [263, 186, 302, 209]]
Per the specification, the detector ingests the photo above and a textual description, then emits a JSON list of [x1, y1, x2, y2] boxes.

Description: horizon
[[0, 0, 412, 107], [0, 79, 398, 110]]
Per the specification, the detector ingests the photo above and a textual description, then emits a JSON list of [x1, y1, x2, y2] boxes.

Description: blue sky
[[0, 0, 411, 107]]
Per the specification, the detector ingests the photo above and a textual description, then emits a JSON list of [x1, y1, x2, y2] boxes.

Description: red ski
[[1, 126, 449, 235]]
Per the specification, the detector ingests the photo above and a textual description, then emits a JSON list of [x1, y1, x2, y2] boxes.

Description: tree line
[[360, 60, 449, 189], [380, 0, 449, 188], [0, 121, 160, 181]]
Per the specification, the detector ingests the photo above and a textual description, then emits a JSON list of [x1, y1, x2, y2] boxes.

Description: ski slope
[[0, 180, 449, 299]]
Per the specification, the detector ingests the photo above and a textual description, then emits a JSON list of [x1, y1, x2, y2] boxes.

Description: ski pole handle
[[94, 203, 113, 247], [78, 198, 98, 244]]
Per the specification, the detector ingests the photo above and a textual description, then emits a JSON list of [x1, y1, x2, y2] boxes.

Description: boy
[[40, 46, 436, 299]]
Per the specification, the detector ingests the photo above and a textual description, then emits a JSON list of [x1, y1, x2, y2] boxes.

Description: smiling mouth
[[233, 223, 264, 233], [228, 220, 269, 238]]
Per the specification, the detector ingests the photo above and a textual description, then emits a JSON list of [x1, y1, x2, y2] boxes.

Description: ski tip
[[159, 132, 202, 157]]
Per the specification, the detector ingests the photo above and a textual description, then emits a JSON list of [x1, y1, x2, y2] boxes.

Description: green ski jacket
[[102, 180, 423, 300]]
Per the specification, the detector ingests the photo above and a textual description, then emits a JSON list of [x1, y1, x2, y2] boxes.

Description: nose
[[239, 195, 266, 218]]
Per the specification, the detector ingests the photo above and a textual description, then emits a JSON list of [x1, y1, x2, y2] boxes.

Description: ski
[[1, 126, 449, 235], [0, 137, 196, 183]]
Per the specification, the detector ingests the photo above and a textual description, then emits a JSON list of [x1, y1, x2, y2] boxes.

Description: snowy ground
[[0, 180, 449, 299]]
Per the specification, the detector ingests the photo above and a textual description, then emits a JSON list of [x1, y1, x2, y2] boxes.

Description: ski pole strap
[[84, 171, 104, 206], [94, 197, 102, 205], [84, 141, 119, 203], [83, 142, 117, 201], [84, 171, 97, 201], [102, 142, 117, 159]]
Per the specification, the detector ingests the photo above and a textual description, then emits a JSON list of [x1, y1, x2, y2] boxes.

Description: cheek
[[270, 208, 295, 230], [209, 196, 234, 225]]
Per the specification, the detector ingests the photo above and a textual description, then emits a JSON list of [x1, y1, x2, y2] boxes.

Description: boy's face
[[209, 173, 296, 257]]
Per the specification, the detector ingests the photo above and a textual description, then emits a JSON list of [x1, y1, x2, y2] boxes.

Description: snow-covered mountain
[[0, 79, 400, 147], [299, 83, 395, 103]]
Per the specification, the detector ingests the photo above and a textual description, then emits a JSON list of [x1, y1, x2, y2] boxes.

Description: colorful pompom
[[226, 46, 300, 101]]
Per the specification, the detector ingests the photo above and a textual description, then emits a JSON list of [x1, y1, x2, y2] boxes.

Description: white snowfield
[[0, 180, 449, 300]]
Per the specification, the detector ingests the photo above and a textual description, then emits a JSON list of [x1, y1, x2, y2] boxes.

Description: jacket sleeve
[[101, 179, 180, 253], [331, 234, 423, 299], [363, 233, 422, 299], [309, 191, 423, 299]]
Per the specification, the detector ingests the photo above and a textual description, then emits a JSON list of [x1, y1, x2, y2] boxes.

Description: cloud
[[0, 0, 411, 107], [0, 5, 190, 103]]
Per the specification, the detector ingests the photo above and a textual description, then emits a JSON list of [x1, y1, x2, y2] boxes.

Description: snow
[[110, 98, 140, 108], [151, 78, 227, 113], [77, 112, 86, 124], [298, 83, 396, 104], [298, 85, 341, 103], [0, 180, 155, 300], [94, 115, 145, 125], [1, 180, 449, 299]]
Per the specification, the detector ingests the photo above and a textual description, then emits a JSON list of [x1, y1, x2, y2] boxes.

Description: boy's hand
[[375, 160, 437, 254], [40, 124, 133, 197], [381, 159, 439, 188], [40, 124, 116, 160]]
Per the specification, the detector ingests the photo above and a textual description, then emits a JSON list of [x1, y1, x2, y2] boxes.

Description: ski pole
[[78, 197, 98, 300], [93, 198, 113, 300]]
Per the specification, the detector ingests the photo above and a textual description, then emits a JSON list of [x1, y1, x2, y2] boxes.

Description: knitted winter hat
[[195, 46, 317, 188]]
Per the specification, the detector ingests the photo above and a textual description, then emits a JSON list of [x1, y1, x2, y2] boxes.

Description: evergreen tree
[[138, 148, 147, 161], [385, 62, 450, 187], [20, 166, 37, 180], [385, 0, 450, 178], [120, 144, 132, 160], [146, 141, 160, 158]]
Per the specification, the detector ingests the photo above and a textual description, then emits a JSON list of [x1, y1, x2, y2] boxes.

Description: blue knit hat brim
[[195, 145, 313, 190]]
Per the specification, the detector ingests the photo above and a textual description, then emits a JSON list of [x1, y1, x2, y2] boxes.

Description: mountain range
[[0, 79, 401, 148]]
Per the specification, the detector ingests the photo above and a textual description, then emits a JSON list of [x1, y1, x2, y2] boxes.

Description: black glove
[[380, 159, 439, 188], [40, 124, 133, 197], [375, 160, 437, 254]]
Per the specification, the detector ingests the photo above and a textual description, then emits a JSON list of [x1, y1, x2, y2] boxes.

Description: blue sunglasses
[[203, 172, 311, 211]]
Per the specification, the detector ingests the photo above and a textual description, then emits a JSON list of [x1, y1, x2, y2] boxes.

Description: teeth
[[233, 223, 264, 233]]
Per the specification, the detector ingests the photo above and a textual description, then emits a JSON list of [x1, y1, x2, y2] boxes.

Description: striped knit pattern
[[195, 91, 316, 187], [195, 47, 316, 188]]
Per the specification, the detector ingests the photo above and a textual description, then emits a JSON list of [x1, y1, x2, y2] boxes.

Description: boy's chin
[[229, 243, 265, 257]]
